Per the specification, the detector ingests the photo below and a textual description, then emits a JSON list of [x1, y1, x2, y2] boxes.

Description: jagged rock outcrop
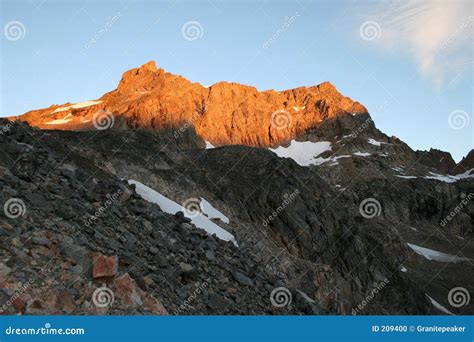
[[415, 148, 457, 174], [13, 61, 367, 147], [454, 150, 474, 174]]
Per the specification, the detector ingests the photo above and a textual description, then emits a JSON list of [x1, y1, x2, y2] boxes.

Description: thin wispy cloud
[[356, 0, 472, 88]]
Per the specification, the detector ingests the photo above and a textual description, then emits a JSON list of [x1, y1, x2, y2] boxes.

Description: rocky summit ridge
[[13, 61, 367, 147]]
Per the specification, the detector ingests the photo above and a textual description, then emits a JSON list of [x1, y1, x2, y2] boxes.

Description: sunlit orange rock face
[[13, 61, 367, 147]]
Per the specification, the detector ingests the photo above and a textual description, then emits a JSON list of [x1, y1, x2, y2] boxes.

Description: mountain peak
[[13, 61, 368, 147], [140, 60, 158, 72]]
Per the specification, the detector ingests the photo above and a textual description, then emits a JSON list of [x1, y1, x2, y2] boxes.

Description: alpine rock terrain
[[1, 61, 473, 315]]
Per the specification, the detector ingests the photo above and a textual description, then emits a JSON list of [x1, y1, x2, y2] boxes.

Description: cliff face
[[13, 61, 367, 147], [454, 150, 474, 174], [415, 149, 457, 174]]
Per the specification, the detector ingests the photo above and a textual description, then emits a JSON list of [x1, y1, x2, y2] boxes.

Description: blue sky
[[1, 0, 472, 161]]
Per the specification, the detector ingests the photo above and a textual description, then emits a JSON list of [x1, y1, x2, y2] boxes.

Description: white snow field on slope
[[200, 198, 230, 223], [423, 170, 474, 183], [407, 243, 470, 263], [46, 113, 74, 125], [51, 100, 103, 113], [128, 180, 237, 246], [269, 140, 332, 166]]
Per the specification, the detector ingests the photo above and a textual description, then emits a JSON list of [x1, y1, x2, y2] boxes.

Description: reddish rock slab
[[92, 254, 118, 279]]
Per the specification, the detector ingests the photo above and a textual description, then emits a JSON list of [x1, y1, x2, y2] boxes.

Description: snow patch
[[292, 106, 306, 112], [367, 138, 384, 146], [454, 169, 474, 180], [353, 152, 371, 157], [269, 140, 332, 166], [427, 295, 453, 315], [395, 175, 417, 179], [52, 100, 103, 113], [46, 113, 74, 125], [424, 172, 458, 183], [296, 290, 315, 303], [424, 170, 474, 183], [407, 243, 469, 263], [314, 154, 351, 166], [128, 180, 237, 246], [205, 141, 215, 149], [200, 198, 230, 223]]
